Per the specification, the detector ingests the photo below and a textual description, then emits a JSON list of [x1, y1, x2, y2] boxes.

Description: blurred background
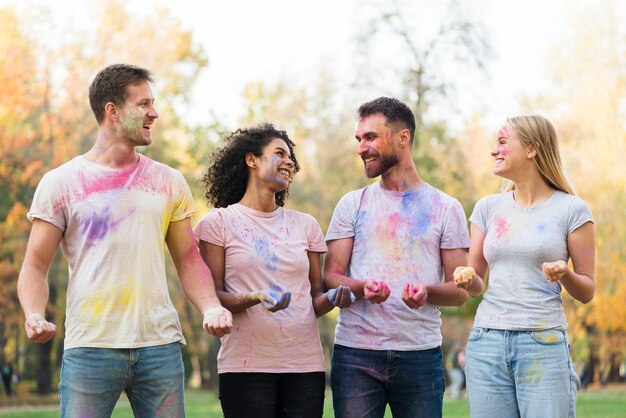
[[0, 0, 625, 407]]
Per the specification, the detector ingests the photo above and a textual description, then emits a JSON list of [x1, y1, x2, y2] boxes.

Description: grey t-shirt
[[470, 190, 593, 331]]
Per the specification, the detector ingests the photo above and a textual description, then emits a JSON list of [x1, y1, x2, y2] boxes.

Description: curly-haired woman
[[194, 123, 353, 418]]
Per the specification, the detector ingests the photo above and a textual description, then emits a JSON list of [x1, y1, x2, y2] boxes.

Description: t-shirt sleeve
[[193, 209, 226, 247], [440, 198, 470, 249], [567, 196, 594, 235], [469, 196, 490, 234], [325, 191, 359, 241], [27, 171, 67, 231], [305, 214, 328, 253], [170, 170, 195, 222]]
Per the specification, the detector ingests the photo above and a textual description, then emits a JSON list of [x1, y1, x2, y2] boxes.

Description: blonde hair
[[503, 115, 575, 195]]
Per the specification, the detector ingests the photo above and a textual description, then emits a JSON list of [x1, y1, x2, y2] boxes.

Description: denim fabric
[[465, 328, 580, 418], [331, 344, 445, 418], [219, 372, 325, 418], [59, 342, 185, 418]]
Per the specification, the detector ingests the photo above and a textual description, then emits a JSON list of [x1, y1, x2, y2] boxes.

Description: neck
[[84, 129, 139, 169], [380, 160, 423, 191], [239, 185, 279, 213], [511, 178, 554, 208]]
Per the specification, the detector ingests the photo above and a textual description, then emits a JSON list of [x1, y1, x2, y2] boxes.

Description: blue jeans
[[219, 372, 325, 418], [59, 342, 185, 418], [331, 344, 445, 418], [465, 328, 580, 418]]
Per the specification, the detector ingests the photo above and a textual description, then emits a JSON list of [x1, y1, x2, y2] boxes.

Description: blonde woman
[[455, 115, 595, 418]]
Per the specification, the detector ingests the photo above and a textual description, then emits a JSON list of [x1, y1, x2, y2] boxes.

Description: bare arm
[[323, 238, 365, 297], [309, 252, 336, 317], [425, 248, 469, 306], [457, 224, 489, 297], [543, 221, 595, 303], [197, 240, 290, 313], [17, 219, 61, 343], [166, 219, 232, 335]]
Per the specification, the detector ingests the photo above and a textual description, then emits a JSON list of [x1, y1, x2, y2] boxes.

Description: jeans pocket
[[467, 327, 486, 342], [530, 329, 566, 345]]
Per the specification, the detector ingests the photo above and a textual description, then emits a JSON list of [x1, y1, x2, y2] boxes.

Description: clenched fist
[[453, 266, 476, 289]]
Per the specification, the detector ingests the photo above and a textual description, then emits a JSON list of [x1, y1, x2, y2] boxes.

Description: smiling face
[[491, 122, 534, 179], [117, 81, 158, 146], [355, 113, 400, 178], [253, 137, 295, 191]]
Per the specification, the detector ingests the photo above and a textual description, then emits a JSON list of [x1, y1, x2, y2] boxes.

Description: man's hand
[[327, 286, 356, 308], [25, 313, 56, 344], [542, 260, 568, 282], [453, 266, 476, 289], [252, 282, 291, 312], [364, 280, 390, 304], [401, 283, 427, 309], [203, 307, 233, 337]]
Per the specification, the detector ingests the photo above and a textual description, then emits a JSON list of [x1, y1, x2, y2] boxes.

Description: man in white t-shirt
[[324, 97, 470, 418], [17, 64, 232, 418]]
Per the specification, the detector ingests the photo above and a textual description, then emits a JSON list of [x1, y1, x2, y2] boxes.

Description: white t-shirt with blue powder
[[326, 181, 470, 351]]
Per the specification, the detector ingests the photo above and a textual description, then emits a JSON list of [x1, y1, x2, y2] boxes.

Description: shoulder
[[142, 155, 184, 178], [283, 207, 321, 226], [38, 157, 82, 184], [423, 184, 466, 210], [475, 193, 506, 210]]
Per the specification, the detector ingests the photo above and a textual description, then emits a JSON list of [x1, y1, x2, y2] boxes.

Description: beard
[[363, 151, 399, 178]]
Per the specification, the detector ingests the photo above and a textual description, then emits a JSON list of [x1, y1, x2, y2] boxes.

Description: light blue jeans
[[465, 328, 580, 418], [59, 342, 185, 418]]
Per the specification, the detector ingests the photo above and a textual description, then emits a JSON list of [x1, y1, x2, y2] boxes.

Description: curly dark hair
[[202, 123, 300, 208], [358, 97, 416, 143]]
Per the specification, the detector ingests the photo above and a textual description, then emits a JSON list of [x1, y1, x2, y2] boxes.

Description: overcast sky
[[2, 0, 571, 130]]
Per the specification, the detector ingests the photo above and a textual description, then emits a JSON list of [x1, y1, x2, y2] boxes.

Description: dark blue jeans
[[219, 372, 325, 418], [331, 344, 445, 418]]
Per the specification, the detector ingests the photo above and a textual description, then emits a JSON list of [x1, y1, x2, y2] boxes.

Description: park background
[[0, 0, 625, 414]]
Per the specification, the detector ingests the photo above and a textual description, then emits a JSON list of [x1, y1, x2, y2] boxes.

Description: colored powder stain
[[155, 392, 178, 417], [493, 216, 510, 239], [536, 223, 547, 233], [499, 147, 510, 156], [498, 125, 509, 138], [521, 361, 545, 384], [410, 211, 432, 236], [83, 207, 132, 245], [80, 167, 137, 196], [534, 330, 560, 343], [254, 236, 278, 270], [119, 107, 144, 140], [79, 277, 137, 319]]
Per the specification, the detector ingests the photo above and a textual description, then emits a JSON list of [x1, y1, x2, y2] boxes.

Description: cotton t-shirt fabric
[[27, 155, 193, 349], [326, 181, 470, 351], [193, 204, 327, 373], [470, 190, 594, 331]]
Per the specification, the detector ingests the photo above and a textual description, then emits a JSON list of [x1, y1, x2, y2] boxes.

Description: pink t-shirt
[[194, 204, 327, 373]]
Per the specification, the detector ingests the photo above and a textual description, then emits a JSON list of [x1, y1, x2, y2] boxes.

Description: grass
[[0, 384, 624, 417]]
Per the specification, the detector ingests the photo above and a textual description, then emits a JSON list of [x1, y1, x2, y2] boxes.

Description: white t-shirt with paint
[[326, 181, 470, 351], [28, 155, 192, 349], [194, 204, 327, 373], [470, 190, 593, 331]]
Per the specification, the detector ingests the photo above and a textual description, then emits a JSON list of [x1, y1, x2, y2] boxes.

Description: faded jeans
[[465, 328, 580, 418], [59, 342, 185, 418]]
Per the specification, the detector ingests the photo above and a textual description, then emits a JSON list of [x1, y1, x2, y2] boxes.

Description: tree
[[509, 0, 626, 383], [0, 1, 214, 392]]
